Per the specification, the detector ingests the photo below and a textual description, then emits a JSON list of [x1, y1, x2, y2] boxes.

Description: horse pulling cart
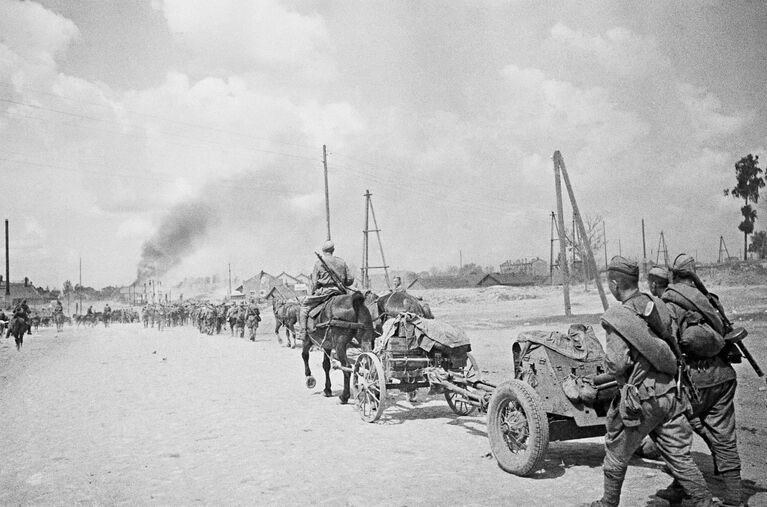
[[348, 313, 496, 422]]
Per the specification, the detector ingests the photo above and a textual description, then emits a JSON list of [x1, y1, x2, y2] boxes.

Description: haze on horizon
[[1, 0, 765, 290]]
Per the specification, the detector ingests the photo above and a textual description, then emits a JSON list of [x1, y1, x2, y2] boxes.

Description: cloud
[[498, 64, 650, 165], [155, 0, 333, 79], [549, 22, 668, 76], [675, 82, 746, 142], [0, 0, 80, 62]]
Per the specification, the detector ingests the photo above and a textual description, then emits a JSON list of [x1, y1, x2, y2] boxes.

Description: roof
[[265, 285, 300, 301], [276, 272, 300, 284], [477, 272, 537, 286], [1, 282, 44, 303]]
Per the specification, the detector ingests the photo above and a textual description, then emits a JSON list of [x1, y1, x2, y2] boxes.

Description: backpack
[[662, 285, 726, 359]]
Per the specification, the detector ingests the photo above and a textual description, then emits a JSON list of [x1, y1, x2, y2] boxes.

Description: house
[[477, 272, 537, 287], [1, 280, 45, 308], [265, 285, 301, 302], [239, 271, 280, 299], [499, 257, 548, 277], [276, 271, 300, 288], [406, 278, 427, 290]]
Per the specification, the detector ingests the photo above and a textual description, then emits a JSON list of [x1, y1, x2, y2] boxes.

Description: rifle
[[643, 300, 700, 403], [314, 251, 348, 295], [687, 272, 765, 383]]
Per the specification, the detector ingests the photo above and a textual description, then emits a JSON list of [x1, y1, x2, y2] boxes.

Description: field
[[1, 285, 766, 506]]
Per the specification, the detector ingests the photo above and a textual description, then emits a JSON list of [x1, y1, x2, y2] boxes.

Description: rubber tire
[[487, 379, 549, 476], [445, 352, 479, 416]]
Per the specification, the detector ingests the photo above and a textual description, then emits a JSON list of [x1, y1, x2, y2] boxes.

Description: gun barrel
[[736, 341, 765, 379]]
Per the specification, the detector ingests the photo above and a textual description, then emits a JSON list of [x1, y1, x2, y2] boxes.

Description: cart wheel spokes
[[445, 352, 479, 416], [352, 352, 386, 423], [487, 379, 549, 476]]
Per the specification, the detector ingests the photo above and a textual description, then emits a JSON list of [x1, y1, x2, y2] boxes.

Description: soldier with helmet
[[297, 240, 355, 344], [657, 254, 743, 507], [582, 256, 713, 507]]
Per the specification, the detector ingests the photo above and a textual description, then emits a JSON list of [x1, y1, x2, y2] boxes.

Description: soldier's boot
[[297, 305, 309, 345], [656, 480, 688, 505], [720, 470, 743, 507]]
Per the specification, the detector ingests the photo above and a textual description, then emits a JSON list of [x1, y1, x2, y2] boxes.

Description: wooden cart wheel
[[445, 352, 479, 416], [487, 379, 549, 476], [352, 352, 387, 423]]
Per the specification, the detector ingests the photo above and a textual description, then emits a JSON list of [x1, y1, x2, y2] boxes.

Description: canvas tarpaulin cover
[[375, 313, 471, 354], [517, 323, 605, 362]]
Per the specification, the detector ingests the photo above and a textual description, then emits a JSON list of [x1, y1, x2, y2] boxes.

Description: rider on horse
[[6, 299, 30, 338], [297, 240, 355, 344]]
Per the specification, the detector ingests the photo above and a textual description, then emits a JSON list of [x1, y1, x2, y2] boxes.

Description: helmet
[[672, 254, 696, 276], [321, 240, 335, 253]]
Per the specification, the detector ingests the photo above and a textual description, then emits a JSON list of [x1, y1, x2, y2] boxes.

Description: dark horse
[[272, 298, 299, 348], [8, 316, 28, 351], [302, 291, 373, 404], [365, 290, 434, 335]]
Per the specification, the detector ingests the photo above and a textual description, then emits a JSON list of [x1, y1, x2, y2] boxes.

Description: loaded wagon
[[350, 313, 495, 422]]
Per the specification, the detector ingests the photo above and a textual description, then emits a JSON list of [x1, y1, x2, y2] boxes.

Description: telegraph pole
[[4, 219, 9, 300], [78, 256, 82, 314], [641, 218, 647, 278], [228, 263, 232, 297], [602, 220, 608, 269], [549, 212, 555, 285], [554, 151, 609, 311], [323, 144, 331, 241], [553, 155, 571, 315], [361, 190, 371, 289]]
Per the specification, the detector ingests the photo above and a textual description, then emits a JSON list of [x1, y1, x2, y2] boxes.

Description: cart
[[349, 313, 496, 422], [485, 324, 618, 476]]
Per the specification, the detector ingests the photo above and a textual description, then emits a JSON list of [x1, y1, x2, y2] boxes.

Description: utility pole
[[554, 151, 609, 311], [228, 263, 232, 297], [78, 256, 82, 314], [322, 144, 331, 241], [553, 154, 571, 315], [360, 190, 391, 290], [4, 219, 9, 301], [641, 218, 647, 277], [602, 220, 608, 269], [718, 236, 731, 263], [459, 250, 463, 271], [361, 190, 371, 289], [549, 212, 556, 285], [656, 231, 669, 267]]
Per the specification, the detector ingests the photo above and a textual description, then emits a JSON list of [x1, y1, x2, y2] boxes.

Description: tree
[[748, 230, 767, 260], [724, 154, 764, 260], [564, 214, 605, 288]]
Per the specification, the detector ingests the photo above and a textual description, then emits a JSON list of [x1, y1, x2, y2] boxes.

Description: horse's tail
[[352, 292, 374, 349]]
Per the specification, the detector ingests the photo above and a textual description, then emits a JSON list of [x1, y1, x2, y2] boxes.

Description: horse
[[301, 291, 374, 404], [54, 311, 65, 332], [8, 316, 28, 351], [365, 290, 434, 336], [272, 298, 299, 348]]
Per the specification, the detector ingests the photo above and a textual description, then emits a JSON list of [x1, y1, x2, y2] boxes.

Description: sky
[[0, 0, 765, 289]]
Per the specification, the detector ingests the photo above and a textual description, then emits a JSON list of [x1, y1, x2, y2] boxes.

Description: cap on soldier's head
[[672, 253, 696, 275], [606, 256, 639, 278], [321, 240, 335, 253], [648, 266, 669, 282]]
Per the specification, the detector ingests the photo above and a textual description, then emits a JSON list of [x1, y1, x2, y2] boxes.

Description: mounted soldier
[[297, 240, 355, 344], [6, 299, 31, 338]]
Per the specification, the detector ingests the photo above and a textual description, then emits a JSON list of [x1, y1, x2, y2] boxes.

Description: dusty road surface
[[1, 285, 766, 506]]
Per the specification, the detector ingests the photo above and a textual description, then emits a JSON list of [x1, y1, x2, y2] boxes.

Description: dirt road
[[1, 286, 765, 506]]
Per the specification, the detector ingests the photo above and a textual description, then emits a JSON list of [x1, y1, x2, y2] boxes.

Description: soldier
[[7, 299, 31, 338], [582, 256, 713, 507], [297, 240, 354, 343], [647, 266, 670, 298], [391, 276, 404, 292], [657, 254, 742, 507]]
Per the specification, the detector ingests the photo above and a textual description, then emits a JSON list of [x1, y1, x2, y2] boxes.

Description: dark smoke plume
[[136, 200, 218, 282]]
